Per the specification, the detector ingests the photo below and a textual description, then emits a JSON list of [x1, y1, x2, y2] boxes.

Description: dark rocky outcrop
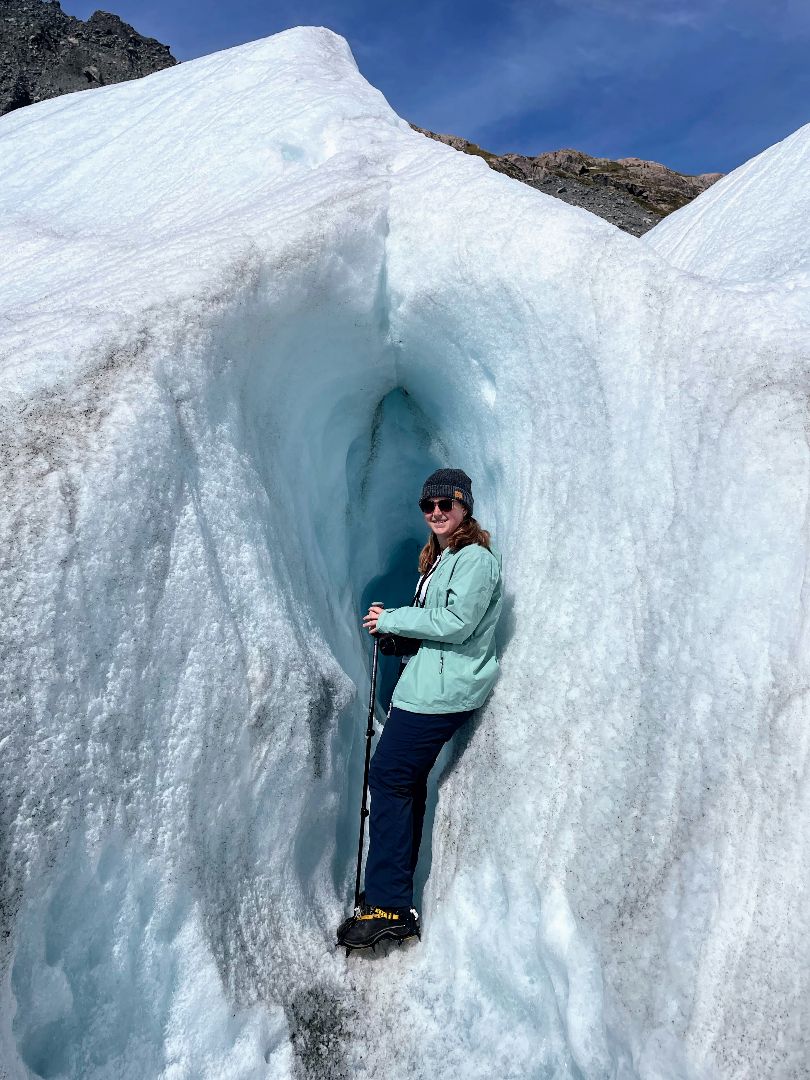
[[0, 0, 176, 116], [412, 127, 723, 236]]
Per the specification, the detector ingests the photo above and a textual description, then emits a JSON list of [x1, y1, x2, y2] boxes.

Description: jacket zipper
[[439, 554, 460, 677]]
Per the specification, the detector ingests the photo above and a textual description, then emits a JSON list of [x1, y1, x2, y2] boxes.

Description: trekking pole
[[353, 611, 382, 910]]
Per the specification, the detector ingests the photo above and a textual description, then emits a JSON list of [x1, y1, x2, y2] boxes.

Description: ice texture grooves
[[1, 26, 810, 1080], [645, 121, 810, 285]]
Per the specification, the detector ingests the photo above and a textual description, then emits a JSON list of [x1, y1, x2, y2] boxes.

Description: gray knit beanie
[[420, 468, 474, 515]]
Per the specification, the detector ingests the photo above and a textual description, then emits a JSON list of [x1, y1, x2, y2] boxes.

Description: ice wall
[[645, 122, 810, 284], [2, 27, 810, 1080]]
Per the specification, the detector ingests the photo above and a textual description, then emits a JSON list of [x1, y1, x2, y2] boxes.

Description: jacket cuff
[[375, 608, 400, 634]]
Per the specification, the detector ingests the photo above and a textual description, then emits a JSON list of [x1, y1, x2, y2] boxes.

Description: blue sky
[[65, 0, 810, 174]]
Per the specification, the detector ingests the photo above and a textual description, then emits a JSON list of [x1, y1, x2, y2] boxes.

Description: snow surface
[[2, 26, 810, 1080], [645, 122, 810, 285]]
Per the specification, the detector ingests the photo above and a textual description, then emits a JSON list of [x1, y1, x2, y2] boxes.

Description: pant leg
[[410, 780, 427, 874], [364, 706, 474, 910]]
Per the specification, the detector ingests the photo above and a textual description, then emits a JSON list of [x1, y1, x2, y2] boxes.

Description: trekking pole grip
[[366, 601, 383, 734]]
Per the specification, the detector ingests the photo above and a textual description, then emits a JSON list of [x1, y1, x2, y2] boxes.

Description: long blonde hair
[[418, 513, 492, 574]]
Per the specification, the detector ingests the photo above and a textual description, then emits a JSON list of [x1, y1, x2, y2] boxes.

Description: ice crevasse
[[1, 26, 810, 1080]]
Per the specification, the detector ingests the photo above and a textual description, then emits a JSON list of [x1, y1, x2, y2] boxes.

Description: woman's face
[[422, 498, 467, 546]]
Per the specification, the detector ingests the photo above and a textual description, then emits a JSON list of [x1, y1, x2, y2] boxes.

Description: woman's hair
[[418, 513, 492, 573]]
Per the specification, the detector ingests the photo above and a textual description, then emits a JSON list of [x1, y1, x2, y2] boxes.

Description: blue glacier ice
[[1, 26, 809, 1080]]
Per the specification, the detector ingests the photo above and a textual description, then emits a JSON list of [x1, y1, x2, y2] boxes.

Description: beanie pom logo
[[454, 490, 463, 500]]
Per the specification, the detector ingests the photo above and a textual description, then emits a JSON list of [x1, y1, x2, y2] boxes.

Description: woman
[[338, 468, 503, 950]]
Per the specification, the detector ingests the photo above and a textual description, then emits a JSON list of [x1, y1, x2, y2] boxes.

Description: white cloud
[[552, 0, 724, 23]]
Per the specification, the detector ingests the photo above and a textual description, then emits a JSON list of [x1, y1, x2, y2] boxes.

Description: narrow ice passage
[[2, 26, 810, 1080]]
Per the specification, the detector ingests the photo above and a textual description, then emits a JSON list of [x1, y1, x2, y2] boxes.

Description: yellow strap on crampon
[[357, 907, 401, 921]]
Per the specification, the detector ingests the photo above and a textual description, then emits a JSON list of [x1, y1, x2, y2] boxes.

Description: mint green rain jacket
[[375, 543, 503, 715]]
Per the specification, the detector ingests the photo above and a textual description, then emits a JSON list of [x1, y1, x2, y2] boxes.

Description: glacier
[[1, 26, 810, 1080], [644, 121, 810, 286]]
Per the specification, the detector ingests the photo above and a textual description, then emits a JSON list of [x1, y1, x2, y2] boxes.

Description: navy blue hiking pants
[[364, 705, 474, 910]]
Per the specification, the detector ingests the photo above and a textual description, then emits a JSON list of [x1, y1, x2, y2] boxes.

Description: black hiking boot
[[336, 904, 420, 952], [336, 891, 365, 942]]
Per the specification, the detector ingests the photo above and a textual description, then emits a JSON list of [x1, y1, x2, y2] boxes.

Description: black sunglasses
[[419, 497, 456, 514]]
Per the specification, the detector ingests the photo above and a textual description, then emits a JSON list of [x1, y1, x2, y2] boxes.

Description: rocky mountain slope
[[413, 126, 723, 236], [0, 0, 176, 115]]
